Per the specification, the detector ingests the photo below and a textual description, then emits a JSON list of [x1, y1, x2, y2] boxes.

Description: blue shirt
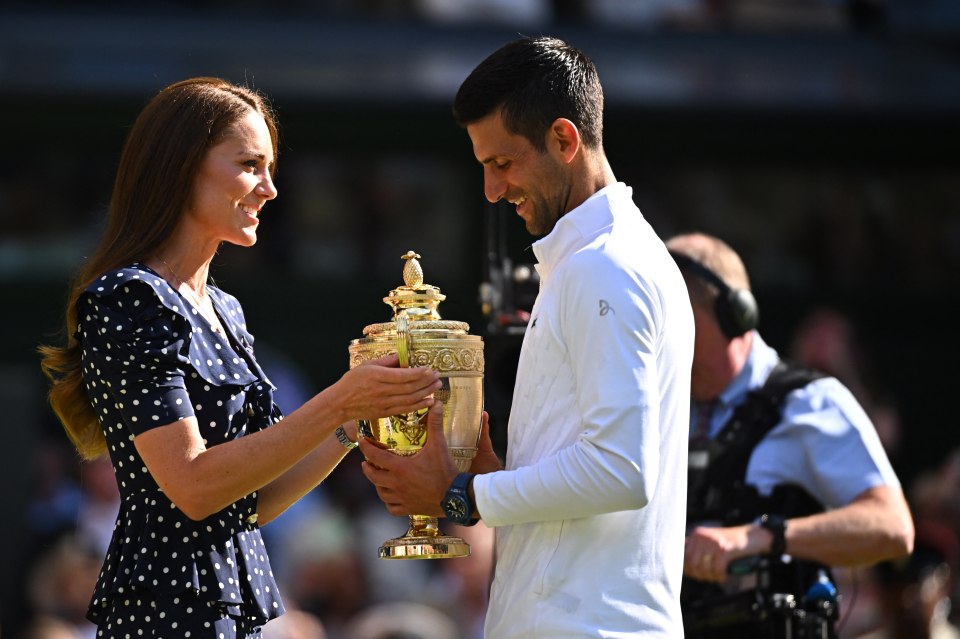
[[691, 333, 899, 509]]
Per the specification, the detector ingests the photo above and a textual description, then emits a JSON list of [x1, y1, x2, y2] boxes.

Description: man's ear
[[547, 118, 581, 164]]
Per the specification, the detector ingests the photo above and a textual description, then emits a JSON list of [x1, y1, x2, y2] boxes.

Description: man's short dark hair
[[452, 36, 604, 152]]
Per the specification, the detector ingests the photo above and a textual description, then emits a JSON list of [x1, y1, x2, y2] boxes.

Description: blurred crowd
[[788, 308, 960, 639], [3, 0, 892, 31]]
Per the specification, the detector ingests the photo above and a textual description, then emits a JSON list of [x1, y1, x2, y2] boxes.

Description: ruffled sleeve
[[79, 269, 197, 435]]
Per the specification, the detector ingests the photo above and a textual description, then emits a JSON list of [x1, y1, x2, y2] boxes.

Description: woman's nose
[[257, 172, 278, 200]]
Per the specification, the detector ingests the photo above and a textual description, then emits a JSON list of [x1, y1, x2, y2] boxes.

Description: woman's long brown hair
[[38, 77, 279, 460]]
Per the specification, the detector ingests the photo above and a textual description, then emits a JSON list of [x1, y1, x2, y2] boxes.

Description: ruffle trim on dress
[[88, 489, 284, 625]]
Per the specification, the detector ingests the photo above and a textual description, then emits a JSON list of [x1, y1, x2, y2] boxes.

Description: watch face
[[443, 496, 468, 520]]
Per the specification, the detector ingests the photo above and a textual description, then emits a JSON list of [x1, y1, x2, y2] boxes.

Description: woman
[[38, 77, 440, 638]]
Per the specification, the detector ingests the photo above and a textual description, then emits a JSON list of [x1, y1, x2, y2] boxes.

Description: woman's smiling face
[[186, 109, 277, 248]]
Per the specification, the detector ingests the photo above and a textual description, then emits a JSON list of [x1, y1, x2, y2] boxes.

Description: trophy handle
[[396, 314, 412, 367]]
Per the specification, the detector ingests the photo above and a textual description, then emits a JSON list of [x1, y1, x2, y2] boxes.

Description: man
[[359, 36, 694, 637], [666, 232, 914, 638]]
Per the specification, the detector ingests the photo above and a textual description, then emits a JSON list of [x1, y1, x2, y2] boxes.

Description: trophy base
[[379, 535, 471, 559]]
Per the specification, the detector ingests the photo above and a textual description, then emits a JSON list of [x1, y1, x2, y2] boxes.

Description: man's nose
[[483, 166, 505, 203]]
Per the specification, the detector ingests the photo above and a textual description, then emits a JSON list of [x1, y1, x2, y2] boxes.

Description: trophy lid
[[359, 251, 471, 338], [383, 250, 446, 321], [352, 251, 482, 374]]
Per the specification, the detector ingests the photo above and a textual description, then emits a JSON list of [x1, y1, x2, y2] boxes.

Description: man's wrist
[[759, 513, 788, 556], [441, 472, 478, 526]]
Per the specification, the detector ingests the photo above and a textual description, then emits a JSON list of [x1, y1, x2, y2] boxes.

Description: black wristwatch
[[441, 472, 477, 526], [759, 513, 788, 557]]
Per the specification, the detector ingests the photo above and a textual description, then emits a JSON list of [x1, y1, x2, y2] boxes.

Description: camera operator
[[666, 232, 914, 639]]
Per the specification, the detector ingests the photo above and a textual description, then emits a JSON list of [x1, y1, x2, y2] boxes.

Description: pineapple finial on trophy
[[401, 251, 423, 289]]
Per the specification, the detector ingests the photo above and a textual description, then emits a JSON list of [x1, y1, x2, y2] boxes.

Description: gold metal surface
[[349, 251, 484, 559]]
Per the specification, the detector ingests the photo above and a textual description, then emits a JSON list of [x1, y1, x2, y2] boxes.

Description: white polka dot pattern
[[77, 264, 285, 629]]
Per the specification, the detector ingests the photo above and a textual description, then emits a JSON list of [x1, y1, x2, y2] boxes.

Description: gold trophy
[[349, 251, 484, 559]]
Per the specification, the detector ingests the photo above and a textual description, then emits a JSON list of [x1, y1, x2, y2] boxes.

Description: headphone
[[670, 251, 759, 339]]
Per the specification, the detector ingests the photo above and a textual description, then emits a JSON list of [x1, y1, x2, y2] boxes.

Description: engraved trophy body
[[348, 251, 484, 559]]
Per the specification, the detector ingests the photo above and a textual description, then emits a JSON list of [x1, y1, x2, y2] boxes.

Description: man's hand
[[684, 523, 771, 583], [470, 411, 503, 475], [359, 402, 459, 517]]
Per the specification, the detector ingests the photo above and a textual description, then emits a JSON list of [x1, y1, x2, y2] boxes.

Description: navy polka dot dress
[[77, 264, 286, 636]]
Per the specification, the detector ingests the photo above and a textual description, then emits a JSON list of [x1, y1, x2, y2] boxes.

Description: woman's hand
[[339, 419, 358, 444], [327, 354, 442, 423]]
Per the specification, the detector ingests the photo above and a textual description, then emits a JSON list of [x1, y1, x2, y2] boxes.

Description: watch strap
[[759, 513, 788, 556], [444, 472, 478, 526]]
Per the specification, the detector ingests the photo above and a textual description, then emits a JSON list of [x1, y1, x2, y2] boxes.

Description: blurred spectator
[[74, 456, 120, 557], [17, 615, 86, 639], [271, 502, 370, 638], [588, 0, 707, 28], [262, 608, 328, 639], [789, 306, 902, 459], [413, 0, 551, 24], [855, 519, 960, 639], [423, 522, 494, 639], [344, 601, 460, 639], [26, 439, 82, 544], [911, 448, 960, 537], [840, 448, 960, 637], [700, 0, 849, 30], [23, 534, 100, 639]]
